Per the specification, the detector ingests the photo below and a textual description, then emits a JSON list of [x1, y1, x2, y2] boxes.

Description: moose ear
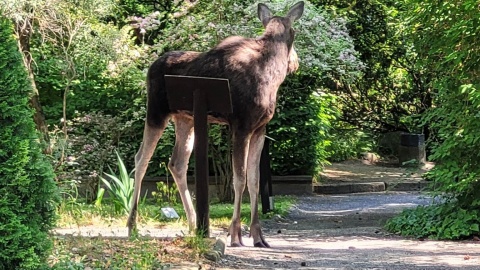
[[258, 3, 273, 27], [287, 1, 305, 22]]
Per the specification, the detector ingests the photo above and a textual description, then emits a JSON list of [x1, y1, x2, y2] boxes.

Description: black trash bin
[[399, 133, 426, 166]]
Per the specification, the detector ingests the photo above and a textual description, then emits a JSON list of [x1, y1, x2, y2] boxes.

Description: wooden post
[[193, 90, 209, 237], [260, 136, 273, 214]]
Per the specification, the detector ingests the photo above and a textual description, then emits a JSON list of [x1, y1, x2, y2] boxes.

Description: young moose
[[127, 1, 304, 248]]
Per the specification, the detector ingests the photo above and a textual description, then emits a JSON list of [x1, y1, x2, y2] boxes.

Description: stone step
[[313, 181, 430, 194]]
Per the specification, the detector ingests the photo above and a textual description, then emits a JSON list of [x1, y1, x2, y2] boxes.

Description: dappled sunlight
[[323, 168, 366, 179], [292, 199, 427, 216], [321, 161, 428, 184], [224, 235, 480, 269]]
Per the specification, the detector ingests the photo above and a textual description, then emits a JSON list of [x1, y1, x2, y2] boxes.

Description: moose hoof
[[254, 240, 271, 248], [230, 242, 245, 247]]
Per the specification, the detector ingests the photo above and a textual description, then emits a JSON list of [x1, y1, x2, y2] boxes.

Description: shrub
[[269, 82, 339, 175], [0, 17, 59, 269], [386, 202, 480, 240], [99, 151, 135, 215]]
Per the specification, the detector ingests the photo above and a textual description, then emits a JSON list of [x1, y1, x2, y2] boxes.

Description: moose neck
[[256, 33, 290, 88]]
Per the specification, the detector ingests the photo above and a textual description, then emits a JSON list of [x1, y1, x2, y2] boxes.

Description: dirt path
[[320, 160, 434, 184], [214, 193, 480, 270]]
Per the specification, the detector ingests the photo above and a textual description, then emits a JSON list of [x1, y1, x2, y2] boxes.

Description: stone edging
[[313, 181, 430, 194]]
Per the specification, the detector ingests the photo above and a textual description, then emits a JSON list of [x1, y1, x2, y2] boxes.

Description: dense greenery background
[[1, 0, 479, 248]]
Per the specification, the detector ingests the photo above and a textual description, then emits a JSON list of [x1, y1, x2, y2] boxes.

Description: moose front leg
[[247, 126, 270, 248], [229, 131, 251, 247]]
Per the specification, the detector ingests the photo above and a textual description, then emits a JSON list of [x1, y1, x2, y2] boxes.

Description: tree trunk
[[15, 19, 51, 153]]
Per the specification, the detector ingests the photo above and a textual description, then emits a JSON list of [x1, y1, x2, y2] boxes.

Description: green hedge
[[0, 17, 59, 269]]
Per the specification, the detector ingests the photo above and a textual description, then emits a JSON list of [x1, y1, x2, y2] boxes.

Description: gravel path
[[215, 193, 480, 270]]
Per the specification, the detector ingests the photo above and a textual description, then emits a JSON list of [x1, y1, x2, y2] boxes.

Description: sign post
[[260, 136, 274, 214], [164, 75, 232, 237]]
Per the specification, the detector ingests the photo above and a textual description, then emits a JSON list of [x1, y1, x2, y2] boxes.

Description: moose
[[127, 1, 305, 248]]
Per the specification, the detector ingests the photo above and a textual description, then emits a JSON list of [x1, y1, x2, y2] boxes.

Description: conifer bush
[[0, 17, 59, 269]]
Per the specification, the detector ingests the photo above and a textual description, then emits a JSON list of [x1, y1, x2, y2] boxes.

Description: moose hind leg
[[168, 116, 196, 232], [128, 118, 169, 235], [247, 126, 270, 248]]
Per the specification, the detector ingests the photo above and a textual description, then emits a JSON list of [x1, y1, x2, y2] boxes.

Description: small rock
[[204, 250, 221, 262], [71, 247, 79, 254]]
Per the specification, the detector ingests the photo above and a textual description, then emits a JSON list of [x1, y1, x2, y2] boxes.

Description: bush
[[386, 202, 480, 240], [0, 17, 59, 269], [326, 125, 374, 162], [269, 81, 339, 175], [51, 111, 175, 201]]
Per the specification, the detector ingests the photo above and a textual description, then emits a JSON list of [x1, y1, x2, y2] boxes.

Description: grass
[[56, 198, 164, 228], [50, 236, 196, 269], [50, 195, 296, 268]]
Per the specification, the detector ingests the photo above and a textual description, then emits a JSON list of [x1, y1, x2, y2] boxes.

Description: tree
[[1, 0, 51, 149], [0, 16, 59, 269], [311, 0, 430, 134]]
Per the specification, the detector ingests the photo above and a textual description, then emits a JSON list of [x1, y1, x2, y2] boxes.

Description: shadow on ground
[[216, 193, 480, 270]]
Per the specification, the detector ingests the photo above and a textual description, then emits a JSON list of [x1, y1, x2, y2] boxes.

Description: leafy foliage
[[270, 83, 339, 175], [310, 0, 430, 143], [415, 0, 479, 203], [151, 162, 180, 207], [51, 112, 142, 201], [0, 16, 59, 269], [386, 202, 480, 240], [152, 181, 180, 207], [34, 22, 148, 123], [326, 123, 374, 162], [386, 0, 480, 239]]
